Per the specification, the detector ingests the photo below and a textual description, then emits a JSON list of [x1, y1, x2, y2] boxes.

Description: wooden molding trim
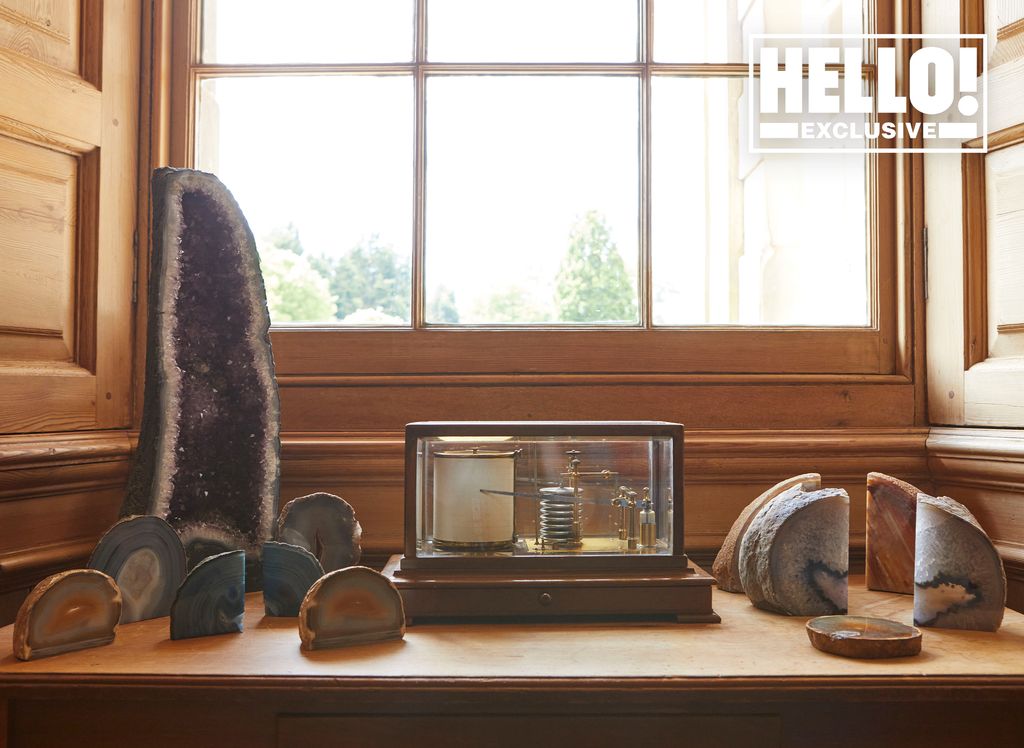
[[0, 539, 94, 588], [277, 372, 914, 387], [966, 122, 1024, 152], [928, 426, 1024, 482], [0, 431, 132, 470], [0, 431, 132, 502], [997, 17, 1024, 41], [962, 153, 988, 369]]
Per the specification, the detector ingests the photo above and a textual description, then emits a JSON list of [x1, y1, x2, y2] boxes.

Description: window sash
[[169, 0, 905, 377]]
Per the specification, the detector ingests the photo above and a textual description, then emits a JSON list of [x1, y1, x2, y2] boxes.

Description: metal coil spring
[[538, 487, 579, 547]]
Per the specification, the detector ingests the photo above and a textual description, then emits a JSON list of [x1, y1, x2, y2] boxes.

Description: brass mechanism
[[613, 485, 657, 551], [536, 450, 585, 549], [613, 486, 639, 550], [640, 487, 657, 548]]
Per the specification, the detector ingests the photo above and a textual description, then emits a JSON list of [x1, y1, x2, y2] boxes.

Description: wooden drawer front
[[278, 714, 780, 748]]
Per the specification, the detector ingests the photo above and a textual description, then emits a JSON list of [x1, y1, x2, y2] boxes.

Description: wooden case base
[[383, 555, 720, 625]]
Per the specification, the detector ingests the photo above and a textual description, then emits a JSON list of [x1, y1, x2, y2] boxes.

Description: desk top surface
[[1, 576, 1022, 685]]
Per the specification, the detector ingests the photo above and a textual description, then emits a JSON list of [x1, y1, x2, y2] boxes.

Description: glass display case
[[384, 422, 719, 623]]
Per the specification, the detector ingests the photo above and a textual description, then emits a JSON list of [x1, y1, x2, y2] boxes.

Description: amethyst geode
[[122, 169, 280, 576]]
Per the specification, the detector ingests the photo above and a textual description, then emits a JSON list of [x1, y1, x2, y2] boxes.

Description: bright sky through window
[[197, 0, 869, 327]]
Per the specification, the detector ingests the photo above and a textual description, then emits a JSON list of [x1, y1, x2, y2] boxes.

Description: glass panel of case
[[415, 435, 674, 557]]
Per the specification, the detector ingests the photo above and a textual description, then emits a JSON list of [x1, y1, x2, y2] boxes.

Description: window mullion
[[413, 0, 428, 329], [640, 0, 653, 329]]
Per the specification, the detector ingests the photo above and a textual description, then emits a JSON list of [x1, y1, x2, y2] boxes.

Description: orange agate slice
[[13, 569, 121, 661], [865, 472, 921, 594], [299, 566, 405, 650]]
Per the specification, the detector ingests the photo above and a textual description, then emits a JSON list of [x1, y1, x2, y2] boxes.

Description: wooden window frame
[[156, 0, 915, 394]]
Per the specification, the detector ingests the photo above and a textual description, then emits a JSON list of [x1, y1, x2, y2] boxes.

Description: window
[[169, 0, 904, 380]]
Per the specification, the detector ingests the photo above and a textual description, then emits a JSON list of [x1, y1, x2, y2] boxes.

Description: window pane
[[428, 0, 638, 62], [201, 0, 414, 63], [425, 77, 639, 325], [651, 77, 868, 326], [196, 76, 414, 325], [653, 0, 863, 63]]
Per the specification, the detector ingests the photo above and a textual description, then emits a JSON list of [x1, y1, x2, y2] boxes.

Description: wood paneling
[[0, 431, 131, 624], [0, 0, 138, 434], [0, 134, 77, 363], [959, 86, 1024, 427], [279, 382, 918, 432], [986, 142, 1024, 352], [0, 1, 80, 75], [929, 1, 1024, 429], [0, 47, 101, 147], [269, 328, 893, 377]]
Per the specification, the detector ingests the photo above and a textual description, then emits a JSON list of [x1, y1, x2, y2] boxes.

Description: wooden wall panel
[[0, 134, 77, 363], [0, 0, 137, 434], [0, 431, 131, 625], [279, 382, 918, 432], [0, 0, 79, 74], [0, 0, 140, 638], [928, 1, 1024, 429], [985, 142, 1024, 355]]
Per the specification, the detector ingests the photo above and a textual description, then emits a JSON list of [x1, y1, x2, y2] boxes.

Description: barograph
[[383, 422, 719, 623]]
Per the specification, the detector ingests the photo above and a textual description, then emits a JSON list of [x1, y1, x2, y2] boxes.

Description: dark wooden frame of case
[[386, 421, 719, 624]]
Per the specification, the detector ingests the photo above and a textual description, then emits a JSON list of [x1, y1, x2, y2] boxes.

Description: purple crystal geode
[[122, 168, 280, 575]]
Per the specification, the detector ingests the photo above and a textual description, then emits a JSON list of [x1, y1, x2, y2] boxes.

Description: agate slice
[[170, 549, 245, 640], [299, 566, 405, 650], [866, 472, 921, 595], [712, 473, 821, 593], [278, 493, 362, 573], [88, 515, 187, 623], [122, 168, 280, 576], [739, 487, 850, 616], [914, 494, 1006, 632], [806, 615, 922, 659], [14, 569, 121, 661], [262, 541, 324, 617]]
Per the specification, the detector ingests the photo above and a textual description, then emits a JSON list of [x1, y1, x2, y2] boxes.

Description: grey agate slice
[[278, 492, 362, 573], [262, 541, 324, 617], [739, 486, 850, 616], [88, 515, 187, 623], [122, 169, 280, 581], [914, 494, 1006, 632], [170, 550, 246, 640]]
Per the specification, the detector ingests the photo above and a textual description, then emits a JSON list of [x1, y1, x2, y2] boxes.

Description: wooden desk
[[1, 577, 1022, 747]]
